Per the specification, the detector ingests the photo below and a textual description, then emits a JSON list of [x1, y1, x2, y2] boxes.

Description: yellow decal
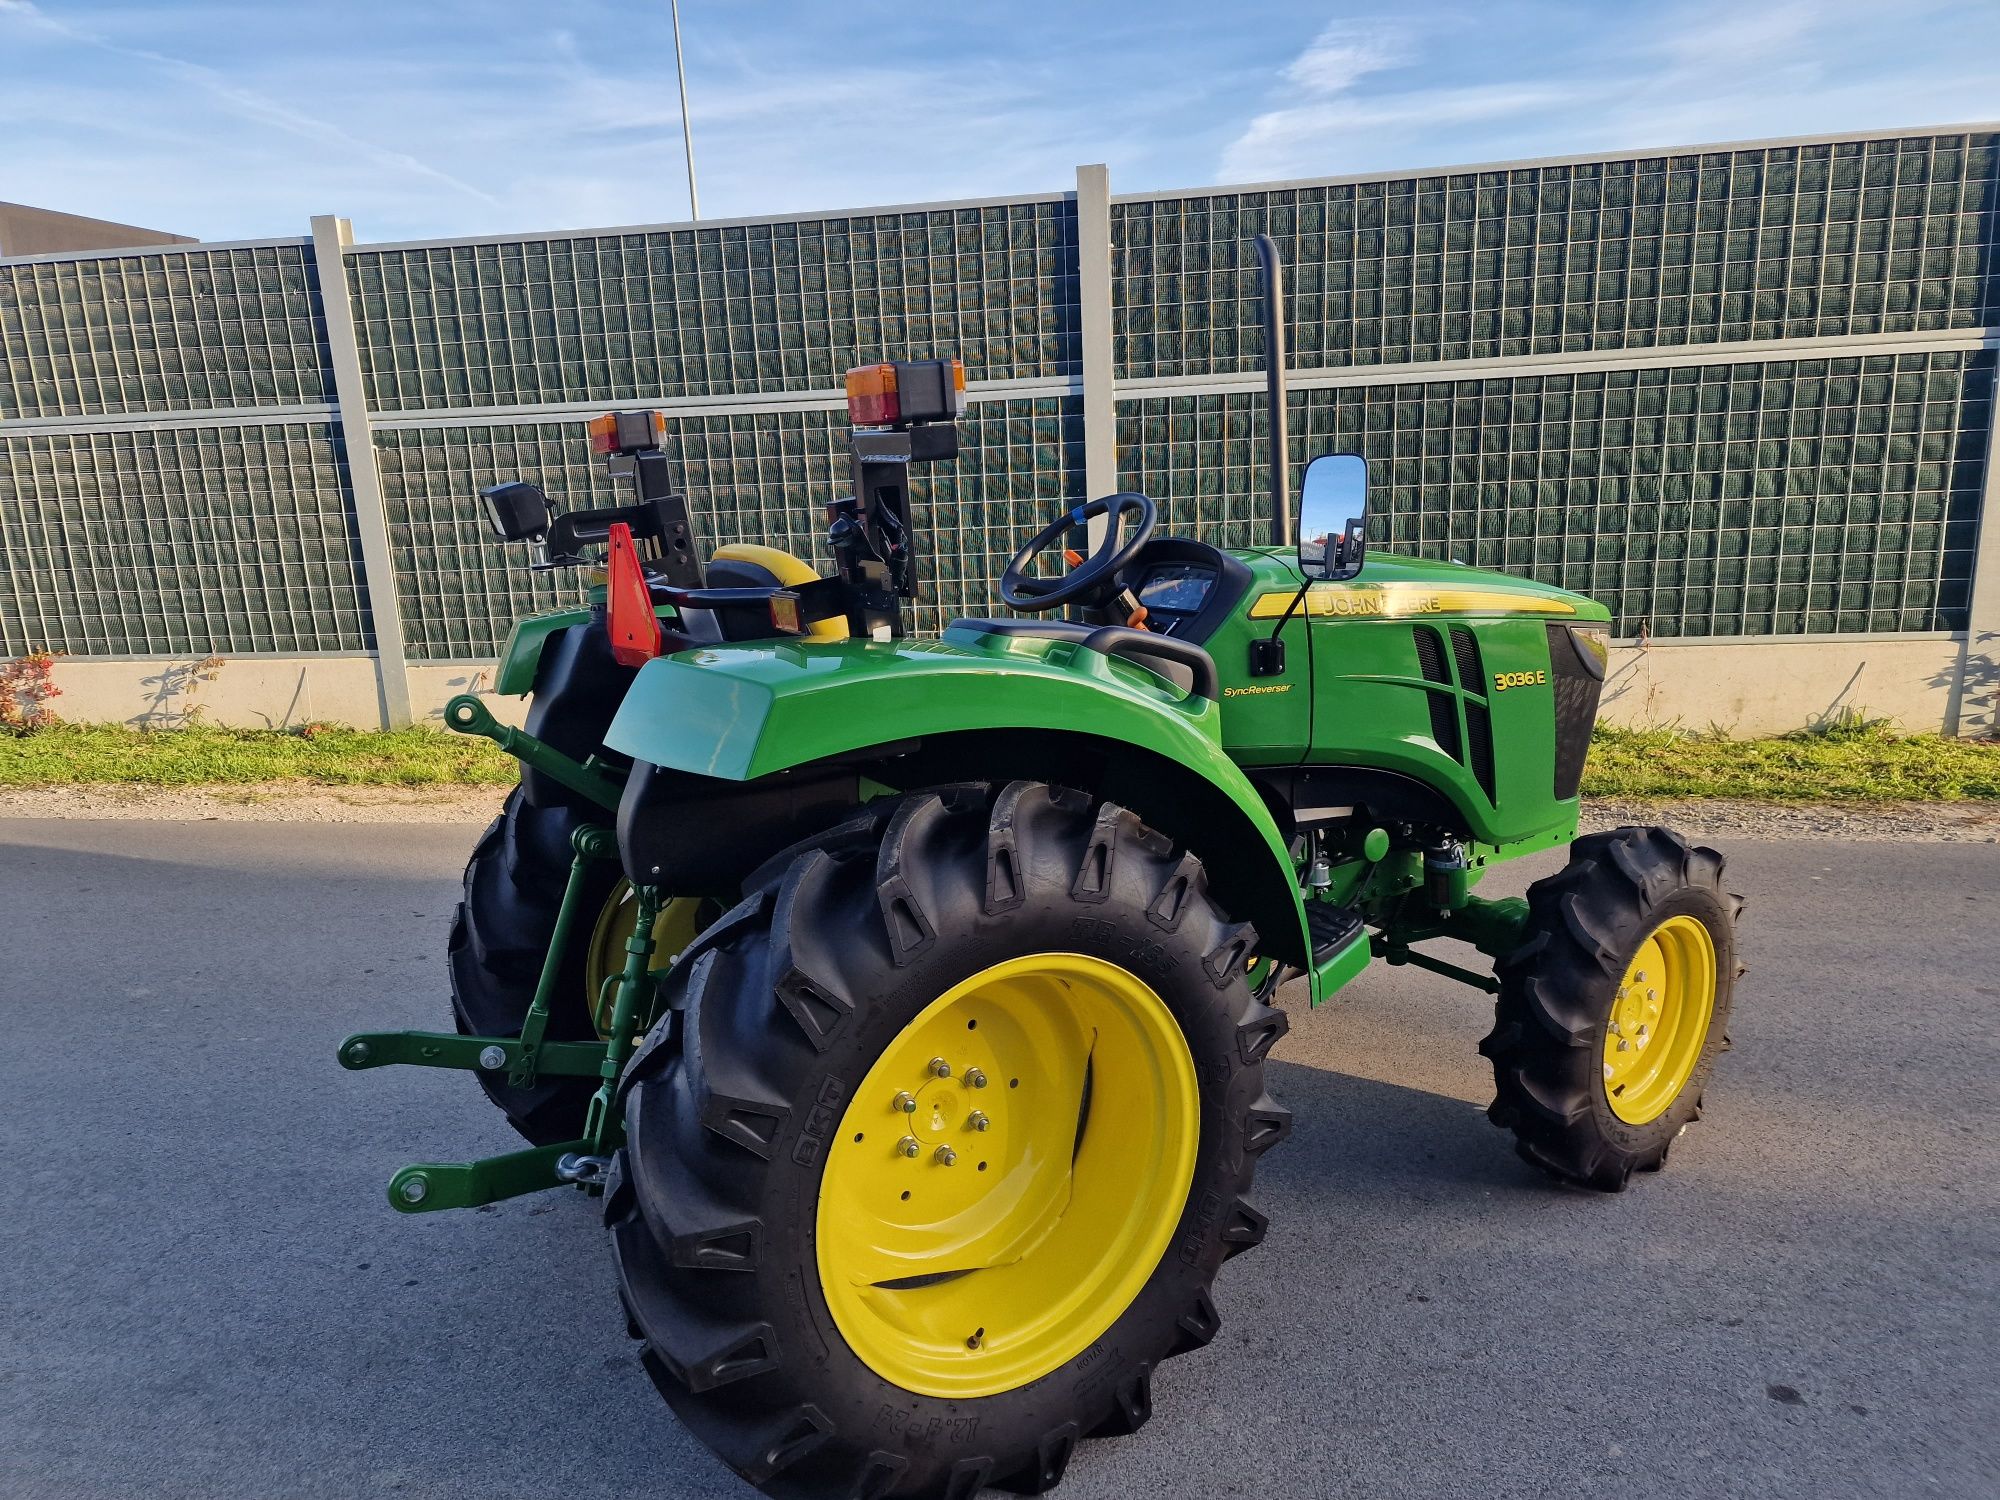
[[1493, 669, 1548, 691], [1248, 584, 1578, 621], [1222, 683, 1293, 698]]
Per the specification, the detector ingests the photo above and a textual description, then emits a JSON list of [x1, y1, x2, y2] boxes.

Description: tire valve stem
[[966, 1327, 984, 1350], [897, 1136, 921, 1159], [892, 1091, 918, 1114]]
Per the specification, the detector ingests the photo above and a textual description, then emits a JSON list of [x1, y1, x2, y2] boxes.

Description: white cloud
[[1282, 22, 1405, 95], [1216, 0, 2000, 189], [5, 0, 1996, 242], [1219, 13, 1585, 183], [1224, 79, 1590, 181]]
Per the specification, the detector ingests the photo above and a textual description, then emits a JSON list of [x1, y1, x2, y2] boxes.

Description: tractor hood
[[1233, 546, 1612, 625]]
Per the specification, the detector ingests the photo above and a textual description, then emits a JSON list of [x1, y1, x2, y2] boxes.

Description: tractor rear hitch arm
[[338, 1030, 610, 1077], [442, 693, 624, 810], [386, 1140, 593, 1214], [340, 824, 655, 1213]]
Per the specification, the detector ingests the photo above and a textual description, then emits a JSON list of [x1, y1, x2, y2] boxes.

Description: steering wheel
[[999, 492, 1158, 612]]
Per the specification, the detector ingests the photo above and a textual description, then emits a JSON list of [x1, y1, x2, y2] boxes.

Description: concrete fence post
[[1074, 164, 1116, 546], [308, 214, 413, 730], [1957, 407, 2000, 738]]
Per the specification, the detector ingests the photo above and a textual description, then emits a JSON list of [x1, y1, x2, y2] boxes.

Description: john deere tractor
[[341, 238, 1740, 1498]]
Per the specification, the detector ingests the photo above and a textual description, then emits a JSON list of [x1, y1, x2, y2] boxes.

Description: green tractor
[[342, 239, 1740, 1498]]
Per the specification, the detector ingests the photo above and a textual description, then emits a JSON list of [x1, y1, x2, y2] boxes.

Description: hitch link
[[342, 823, 650, 1213], [442, 694, 623, 810], [582, 884, 664, 1152], [556, 1153, 614, 1187]]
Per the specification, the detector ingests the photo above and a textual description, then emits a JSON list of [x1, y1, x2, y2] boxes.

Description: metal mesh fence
[[0, 243, 329, 420], [346, 200, 1081, 411], [374, 396, 1084, 659], [1114, 132, 2000, 380], [0, 130, 1992, 666], [1117, 350, 1992, 636], [0, 423, 369, 654]]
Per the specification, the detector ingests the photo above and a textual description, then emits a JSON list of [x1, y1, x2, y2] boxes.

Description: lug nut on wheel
[[934, 1146, 958, 1166], [897, 1136, 921, 1158], [968, 1111, 991, 1132], [963, 1067, 988, 1089], [929, 1057, 952, 1078], [892, 1091, 918, 1114]]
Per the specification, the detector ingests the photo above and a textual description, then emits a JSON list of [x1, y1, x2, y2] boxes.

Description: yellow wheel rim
[[815, 953, 1199, 1399], [582, 882, 704, 1039], [1602, 914, 1718, 1124]]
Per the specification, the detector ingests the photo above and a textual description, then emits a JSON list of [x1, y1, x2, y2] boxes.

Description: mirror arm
[[1247, 576, 1311, 677], [1267, 581, 1309, 641]]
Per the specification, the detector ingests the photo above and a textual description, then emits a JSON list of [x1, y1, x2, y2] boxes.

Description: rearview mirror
[[1297, 453, 1368, 581], [481, 481, 552, 542]]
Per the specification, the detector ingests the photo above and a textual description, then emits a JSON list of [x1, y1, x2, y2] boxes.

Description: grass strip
[[0, 720, 1994, 801], [0, 723, 514, 787]]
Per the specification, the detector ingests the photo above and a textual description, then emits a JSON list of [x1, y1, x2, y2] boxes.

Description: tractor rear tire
[[1481, 825, 1741, 1190], [447, 786, 620, 1144], [606, 781, 1292, 1499]]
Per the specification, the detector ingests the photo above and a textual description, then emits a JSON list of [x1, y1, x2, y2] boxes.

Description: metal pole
[[1255, 233, 1290, 548], [671, 0, 701, 220]]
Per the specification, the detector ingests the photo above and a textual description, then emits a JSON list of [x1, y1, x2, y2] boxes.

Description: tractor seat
[[954, 618, 1216, 700], [705, 543, 848, 639]]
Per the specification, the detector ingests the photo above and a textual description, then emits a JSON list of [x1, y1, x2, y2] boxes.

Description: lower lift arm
[[335, 710, 666, 1213]]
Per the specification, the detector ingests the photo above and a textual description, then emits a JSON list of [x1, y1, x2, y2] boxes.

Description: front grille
[[1411, 627, 1460, 758], [1546, 623, 1606, 798], [1464, 700, 1497, 800], [1449, 625, 1484, 689], [1447, 627, 1496, 798], [1426, 689, 1461, 760], [1413, 626, 1450, 684]]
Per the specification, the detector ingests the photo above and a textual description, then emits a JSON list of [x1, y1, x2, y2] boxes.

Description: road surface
[[1, 819, 1992, 1499]]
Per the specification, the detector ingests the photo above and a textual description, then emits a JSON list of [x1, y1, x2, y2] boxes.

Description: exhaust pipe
[[1255, 232, 1290, 549]]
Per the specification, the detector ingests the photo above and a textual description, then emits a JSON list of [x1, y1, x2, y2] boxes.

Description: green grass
[[0, 720, 1994, 802], [0, 723, 513, 787], [1582, 722, 2000, 802]]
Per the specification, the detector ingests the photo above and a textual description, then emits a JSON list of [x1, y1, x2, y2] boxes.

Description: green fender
[[493, 607, 592, 696], [603, 627, 1316, 979]]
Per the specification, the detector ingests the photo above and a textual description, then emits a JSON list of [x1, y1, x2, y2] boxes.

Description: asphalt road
[[2, 820, 1994, 1500]]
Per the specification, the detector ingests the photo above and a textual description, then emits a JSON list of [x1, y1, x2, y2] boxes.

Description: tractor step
[[1306, 901, 1364, 962], [1306, 902, 1370, 1002]]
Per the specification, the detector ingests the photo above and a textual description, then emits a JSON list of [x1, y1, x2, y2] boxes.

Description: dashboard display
[[1138, 563, 1216, 616]]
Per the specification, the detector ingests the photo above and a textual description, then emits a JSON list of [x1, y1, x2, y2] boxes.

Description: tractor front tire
[[607, 781, 1291, 1499], [1482, 825, 1742, 1190], [447, 786, 620, 1144]]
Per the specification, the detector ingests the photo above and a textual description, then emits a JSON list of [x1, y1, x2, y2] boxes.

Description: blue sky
[[3, 0, 1996, 243]]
